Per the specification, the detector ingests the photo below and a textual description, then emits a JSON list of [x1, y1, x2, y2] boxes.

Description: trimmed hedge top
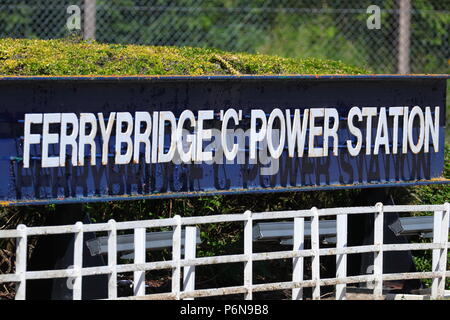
[[0, 38, 367, 76]]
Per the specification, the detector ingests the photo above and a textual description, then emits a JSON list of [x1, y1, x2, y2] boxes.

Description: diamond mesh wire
[[0, 0, 448, 74]]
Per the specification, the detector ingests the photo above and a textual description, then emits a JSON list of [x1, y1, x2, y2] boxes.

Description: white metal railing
[[0, 202, 449, 300]]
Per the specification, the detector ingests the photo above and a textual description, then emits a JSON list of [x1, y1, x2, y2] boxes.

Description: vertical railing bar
[[244, 210, 253, 300], [183, 226, 197, 300], [15, 224, 27, 300], [431, 210, 442, 299], [439, 203, 450, 298], [73, 221, 83, 300], [172, 215, 182, 300], [133, 227, 146, 296], [432, 203, 449, 299], [373, 203, 384, 300], [336, 213, 348, 300], [107, 219, 117, 299], [311, 207, 320, 300], [292, 217, 304, 300]]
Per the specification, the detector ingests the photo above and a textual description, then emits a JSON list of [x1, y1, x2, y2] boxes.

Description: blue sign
[[0, 75, 448, 206]]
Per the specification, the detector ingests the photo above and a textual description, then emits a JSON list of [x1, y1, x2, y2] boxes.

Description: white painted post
[[134, 227, 146, 296], [244, 210, 253, 300], [172, 215, 182, 300], [183, 226, 197, 300], [431, 210, 442, 298], [107, 219, 117, 299], [84, 0, 96, 41], [73, 222, 83, 300], [336, 214, 348, 300], [440, 203, 450, 297], [292, 217, 304, 300], [15, 224, 27, 300], [373, 203, 384, 299], [311, 207, 320, 300], [431, 203, 449, 299]]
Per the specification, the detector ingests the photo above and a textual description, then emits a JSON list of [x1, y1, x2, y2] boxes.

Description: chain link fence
[[0, 0, 448, 74]]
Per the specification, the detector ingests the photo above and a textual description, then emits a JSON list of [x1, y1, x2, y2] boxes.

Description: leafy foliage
[[0, 38, 366, 76]]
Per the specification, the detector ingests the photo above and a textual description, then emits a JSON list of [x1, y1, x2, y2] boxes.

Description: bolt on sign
[[0, 75, 448, 205]]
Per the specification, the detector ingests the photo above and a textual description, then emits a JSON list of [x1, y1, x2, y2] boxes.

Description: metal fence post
[[73, 221, 83, 300], [311, 207, 320, 300], [183, 226, 197, 300], [172, 215, 182, 300], [134, 227, 146, 296], [373, 202, 384, 299], [292, 217, 304, 300], [336, 213, 348, 300], [244, 210, 253, 300], [398, 0, 411, 74], [15, 224, 27, 300], [431, 203, 449, 299], [84, 0, 96, 41], [108, 219, 117, 299]]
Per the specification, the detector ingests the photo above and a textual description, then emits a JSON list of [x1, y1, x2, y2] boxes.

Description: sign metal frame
[[0, 74, 448, 206]]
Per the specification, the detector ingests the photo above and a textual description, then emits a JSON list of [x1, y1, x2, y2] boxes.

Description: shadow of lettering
[[90, 163, 106, 196], [105, 164, 125, 195], [70, 166, 89, 197], [337, 151, 354, 185], [315, 157, 331, 185], [278, 156, 302, 187], [367, 154, 381, 183], [188, 164, 204, 192], [300, 157, 315, 186], [213, 163, 231, 191], [241, 164, 258, 189]]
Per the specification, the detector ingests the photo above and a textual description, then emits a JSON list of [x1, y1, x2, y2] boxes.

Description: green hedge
[[0, 38, 366, 76]]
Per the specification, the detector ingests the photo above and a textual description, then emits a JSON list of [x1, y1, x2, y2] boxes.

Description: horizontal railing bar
[[114, 219, 178, 230], [181, 285, 248, 299], [251, 210, 312, 220], [0, 273, 20, 282], [115, 292, 177, 300], [1, 204, 446, 238], [181, 250, 316, 268], [3, 269, 449, 300], [319, 243, 445, 256], [117, 271, 449, 300], [0, 230, 20, 238], [177, 214, 248, 225], [383, 243, 444, 252], [382, 271, 442, 281], [383, 205, 445, 213], [116, 261, 175, 273], [116, 270, 450, 300], [22, 225, 81, 236], [25, 269, 74, 280], [179, 276, 373, 299], [1, 243, 447, 283]]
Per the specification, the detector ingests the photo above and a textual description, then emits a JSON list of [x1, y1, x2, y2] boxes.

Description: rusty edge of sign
[[1, 178, 449, 207], [0, 74, 448, 82]]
